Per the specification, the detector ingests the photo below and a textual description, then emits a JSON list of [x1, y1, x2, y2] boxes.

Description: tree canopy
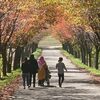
[[0, 0, 100, 76]]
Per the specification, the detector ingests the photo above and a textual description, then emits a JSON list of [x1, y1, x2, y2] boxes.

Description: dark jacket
[[28, 58, 39, 74], [21, 60, 29, 73]]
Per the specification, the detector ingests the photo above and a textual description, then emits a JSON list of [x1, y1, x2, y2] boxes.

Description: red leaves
[[52, 17, 73, 41], [0, 76, 21, 100]]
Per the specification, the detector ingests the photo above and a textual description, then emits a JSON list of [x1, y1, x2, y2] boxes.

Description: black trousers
[[29, 73, 36, 87], [58, 73, 64, 87], [22, 73, 30, 87]]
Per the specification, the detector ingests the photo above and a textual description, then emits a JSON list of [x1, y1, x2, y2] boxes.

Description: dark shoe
[[28, 85, 30, 88], [59, 83, 62, 87], [47, 83, 50, 87], [40, 84, 44, 86]]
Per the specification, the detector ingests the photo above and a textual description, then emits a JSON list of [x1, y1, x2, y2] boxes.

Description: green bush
[[33, 48, 42, 59]]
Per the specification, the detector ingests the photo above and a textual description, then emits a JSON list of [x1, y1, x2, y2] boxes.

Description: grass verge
[[0, 69, 21, 89], [62, 50, 100, 76]]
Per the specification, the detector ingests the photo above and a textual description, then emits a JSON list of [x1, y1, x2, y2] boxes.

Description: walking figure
[[38, 56, 50, 86], [21, 57, 30, 89], [56, 57, 67, 87], [28, 54, 39, 87]]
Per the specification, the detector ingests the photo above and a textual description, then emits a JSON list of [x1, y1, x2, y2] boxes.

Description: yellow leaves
[[42, 0, 60, 5]]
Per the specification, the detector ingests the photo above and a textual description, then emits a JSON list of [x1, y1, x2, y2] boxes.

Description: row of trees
[[0, 0, 49, 76], [51, 0, 100, 69], [0, 0, 99, 76]]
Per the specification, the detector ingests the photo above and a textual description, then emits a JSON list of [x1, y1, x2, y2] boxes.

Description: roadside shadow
[[64, 86, 76, 89], [44, 85, 56, 87], [29, 85, 56, 90]]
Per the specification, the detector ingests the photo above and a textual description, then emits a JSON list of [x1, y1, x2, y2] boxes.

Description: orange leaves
[[52, 17, 73, 41], [0, 0, 85, 46], [39, 3, 65, 25]]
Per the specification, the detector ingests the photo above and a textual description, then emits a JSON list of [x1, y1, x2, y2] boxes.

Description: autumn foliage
[[0, 0, 99, 77]]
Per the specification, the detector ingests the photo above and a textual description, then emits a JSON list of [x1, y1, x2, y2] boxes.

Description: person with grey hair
[[56, 57, 67, 87]]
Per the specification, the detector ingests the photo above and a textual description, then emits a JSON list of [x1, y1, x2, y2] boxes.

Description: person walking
[[21, 57, 30, 89], [56, 57, 67, 87], [38, 56, 50, 86], [28, 54, 39, 87]]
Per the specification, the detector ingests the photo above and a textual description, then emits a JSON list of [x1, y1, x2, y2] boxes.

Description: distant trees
[[41, 0, 99, 69], [59, 0, 100, 69], [80, 0, 100, 69]]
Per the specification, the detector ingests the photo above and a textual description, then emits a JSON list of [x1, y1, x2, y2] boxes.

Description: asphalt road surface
[[9, 36, 100, 100]]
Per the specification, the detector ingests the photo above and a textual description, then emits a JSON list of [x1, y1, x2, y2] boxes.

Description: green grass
[[62, 50, 100, 76], [0, 69, 21, 89]]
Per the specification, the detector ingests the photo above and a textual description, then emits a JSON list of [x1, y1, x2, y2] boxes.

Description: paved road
[[9, 47, 100, 100]]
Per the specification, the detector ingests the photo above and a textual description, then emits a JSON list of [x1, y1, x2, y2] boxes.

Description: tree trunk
[[13, 46, 22, 70], [88, 52, 92, 67], [81, 47, 86, 64], [24, 45, 29, 58], [86, 53, 88, 65], [0, 20, 2, 54], [32, 43, 37, 52], [7, 46, 12, 73], [2, 44, 7, 76], [69, 44, 73, 55], [62, 43, 66, 50], [95, 46, 99, 69], [21, 47, 25, 61], [74, 51, 78, 58], [77, 50, 80, 58]]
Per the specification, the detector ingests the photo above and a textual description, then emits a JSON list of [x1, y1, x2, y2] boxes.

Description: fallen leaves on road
[[0, 76, 21, 100]]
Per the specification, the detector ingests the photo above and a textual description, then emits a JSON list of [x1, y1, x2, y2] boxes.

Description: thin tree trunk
[[81, 47, 86, 64], [95, 46, 99, 69], [69, 44, 73, 55], [77, 50, 80, 58], [74, 51, 78, 58], [13, 46, 22, 70], [7, 46, 12, 73], [88, 52, 92, 67], [32, 43, 37, 52], [2, 44, 7, 76], [86, 53, 88, 65]]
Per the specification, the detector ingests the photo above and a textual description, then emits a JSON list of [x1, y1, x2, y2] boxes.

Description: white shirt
[[56, 62, 67, 74]]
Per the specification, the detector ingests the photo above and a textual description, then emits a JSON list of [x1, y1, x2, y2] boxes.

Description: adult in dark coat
[[28, 54, 39, 87], [21, 57, 30, 89]]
